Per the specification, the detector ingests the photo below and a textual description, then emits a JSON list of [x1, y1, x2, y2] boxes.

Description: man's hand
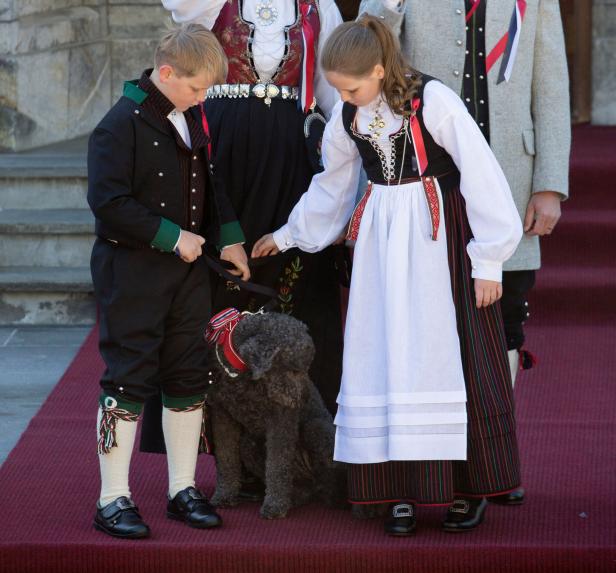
[[474, 278, 503, 308], [221, 244, 250, 281], [176, 230, 205, 263], [524, 191, 562, 236], [252, 234, 280, 258]]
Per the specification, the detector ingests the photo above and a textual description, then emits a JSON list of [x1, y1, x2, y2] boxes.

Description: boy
[[88, 23, 249, 539]]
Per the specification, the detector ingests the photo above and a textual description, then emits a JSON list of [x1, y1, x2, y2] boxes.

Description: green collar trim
[[123, 80, 148, 105]]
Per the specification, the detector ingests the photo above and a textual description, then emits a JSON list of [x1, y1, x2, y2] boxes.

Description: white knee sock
[[508, 349, 520, 388], [162, 406, 202, 498], [97, 406, 138, 507]]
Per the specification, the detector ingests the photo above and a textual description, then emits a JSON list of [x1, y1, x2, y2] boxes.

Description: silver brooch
[[256, 0, 278, 26]]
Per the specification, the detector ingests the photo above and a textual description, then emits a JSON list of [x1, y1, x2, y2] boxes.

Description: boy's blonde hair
[[155, 23, 228, 83]]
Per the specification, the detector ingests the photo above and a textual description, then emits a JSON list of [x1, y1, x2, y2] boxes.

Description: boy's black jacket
[[87, 82, 244, 251]]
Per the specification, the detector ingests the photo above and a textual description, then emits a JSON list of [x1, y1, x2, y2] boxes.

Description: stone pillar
[[0, 0, 170, 151], [593, 0, 616, 124]]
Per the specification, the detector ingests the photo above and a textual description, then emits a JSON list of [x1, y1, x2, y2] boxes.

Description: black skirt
[[205, 96, 343, 414]]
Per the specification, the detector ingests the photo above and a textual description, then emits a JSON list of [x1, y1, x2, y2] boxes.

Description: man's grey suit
[[358, 0, 570, 271]]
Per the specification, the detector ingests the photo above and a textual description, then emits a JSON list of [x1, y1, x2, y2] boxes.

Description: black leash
[[203, 252, 281, 310], [203, 243, 353, 312]]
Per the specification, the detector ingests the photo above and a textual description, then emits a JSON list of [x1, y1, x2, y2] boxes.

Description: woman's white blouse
[[273, 81, 523, 282], [162, 0, 342, 116]]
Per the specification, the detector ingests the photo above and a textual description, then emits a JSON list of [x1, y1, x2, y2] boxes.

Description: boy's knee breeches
[[91, 240, 213, 404]]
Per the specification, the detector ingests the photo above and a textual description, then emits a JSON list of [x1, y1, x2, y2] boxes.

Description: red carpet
[[1, 126, 615, 572]]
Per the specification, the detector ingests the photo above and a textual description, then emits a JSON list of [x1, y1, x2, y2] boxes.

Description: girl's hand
[[474, 278, 503, 308], [252, 234, 280, 258]]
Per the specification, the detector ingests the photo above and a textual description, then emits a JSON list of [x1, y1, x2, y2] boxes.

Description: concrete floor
[[0, 325, 91, 465]]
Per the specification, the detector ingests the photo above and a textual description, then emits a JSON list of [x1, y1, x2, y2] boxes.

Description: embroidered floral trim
[[278, 256, 303, 314], [422, 176, 440, 241]]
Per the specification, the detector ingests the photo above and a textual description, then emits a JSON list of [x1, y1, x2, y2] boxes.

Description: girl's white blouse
[[273, 80, 523, 282], [162, 0, 342, 116]]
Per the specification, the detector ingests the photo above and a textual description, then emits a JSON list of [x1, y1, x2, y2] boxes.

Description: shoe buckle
[[392, 503, 414, 518], [115, 497, 134, 510], [449, 499, 470, 514], [187, 488, 203, 501]]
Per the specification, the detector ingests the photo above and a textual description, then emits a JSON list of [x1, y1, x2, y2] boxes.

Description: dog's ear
[[266, 372, 305, 409], [237, 335, 280, 380]]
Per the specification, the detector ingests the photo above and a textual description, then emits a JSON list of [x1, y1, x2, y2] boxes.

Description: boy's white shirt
[[162, 0, 342, 116], [167, 109, 190, 251], [273, 81, 523, 282]]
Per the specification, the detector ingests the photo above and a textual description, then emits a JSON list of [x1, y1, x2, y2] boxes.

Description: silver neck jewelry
[[255, 0, 279, 26], [367, 98, 386, 140]]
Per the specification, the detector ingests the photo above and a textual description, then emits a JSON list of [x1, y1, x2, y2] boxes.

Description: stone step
[[0, 136, 88, 210], [0, 209, 95, 267], [0, 209, 93, 234], [0, 266, 93, 292], [0, 267, 95, 326]]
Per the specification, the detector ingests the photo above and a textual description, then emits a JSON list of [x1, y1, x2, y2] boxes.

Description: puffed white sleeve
[[273, 101, 361, 252], [161, 0, 226, 29], [422, 81, 523, 282], [314, 0, 343, 117]]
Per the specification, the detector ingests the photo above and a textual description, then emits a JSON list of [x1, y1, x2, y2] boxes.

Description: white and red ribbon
[[486, 0, 527, 83], [465, 0, 481, 23], [409, 97, 428, 176], [200, 104, 212, 158], [299, 4, 316, 113]]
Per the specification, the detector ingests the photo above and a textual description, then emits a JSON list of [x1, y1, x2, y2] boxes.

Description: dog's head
[[232, 312, 316, 381]]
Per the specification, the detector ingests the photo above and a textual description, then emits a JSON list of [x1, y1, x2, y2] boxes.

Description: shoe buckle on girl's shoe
[[449, 499, 470, 514], [392, 503, 414, 518]]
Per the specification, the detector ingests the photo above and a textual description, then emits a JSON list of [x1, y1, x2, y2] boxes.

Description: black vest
[[342, 75, 457, 185]]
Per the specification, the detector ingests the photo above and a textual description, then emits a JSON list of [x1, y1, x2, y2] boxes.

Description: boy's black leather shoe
[[384, 502, 416, 536], [488, 487, 525, 505], [442, 497, 488, 532], [94, 496, 151, 539], [167, 487, 222, 528]]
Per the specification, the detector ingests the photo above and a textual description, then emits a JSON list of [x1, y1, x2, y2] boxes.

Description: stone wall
[[1, 0, 616, 150], [0, 0, 170, 151], [593, 0, 616, 124]]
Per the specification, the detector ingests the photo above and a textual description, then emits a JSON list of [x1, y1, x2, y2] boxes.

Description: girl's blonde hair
[[155, 23, 228, 83], [320, 14, 421, 116]]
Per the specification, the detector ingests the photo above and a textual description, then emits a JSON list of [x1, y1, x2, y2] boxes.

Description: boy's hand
[[221, 244, 250, 281], [252, 234, 280, 258], [176, 230, 205, 263], [474, 278, 503, 308]]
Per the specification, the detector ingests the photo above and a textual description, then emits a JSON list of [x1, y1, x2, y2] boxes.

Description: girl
[[253, 15, 523, 535]]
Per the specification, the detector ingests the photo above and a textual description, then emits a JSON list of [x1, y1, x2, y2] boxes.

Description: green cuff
[[99, 393, 143, 414], [151, 218, 181, 252], [218, 221, 245, 249], [162, 392, 205, 410]]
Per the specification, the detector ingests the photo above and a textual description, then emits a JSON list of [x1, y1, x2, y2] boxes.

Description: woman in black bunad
[[161, 0, 344, 413], [138, 0, 343, 454]]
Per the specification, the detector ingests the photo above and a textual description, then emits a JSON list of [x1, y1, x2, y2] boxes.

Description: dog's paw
[[210, 490, 240, 508], [259, 499, 290, 520]]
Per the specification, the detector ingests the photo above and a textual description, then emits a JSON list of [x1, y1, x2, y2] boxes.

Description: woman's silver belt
[[206, 83, 299, 106]]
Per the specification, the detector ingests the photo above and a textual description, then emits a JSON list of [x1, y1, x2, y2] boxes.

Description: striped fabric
[[347, 183, 521, 505]]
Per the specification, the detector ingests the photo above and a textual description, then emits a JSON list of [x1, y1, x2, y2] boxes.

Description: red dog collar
[[205, 308, 248, 374]]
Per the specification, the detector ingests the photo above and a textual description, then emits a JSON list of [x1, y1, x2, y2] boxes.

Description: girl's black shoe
[[442, 497, 488, 532], [384, 502, 416, 536]]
